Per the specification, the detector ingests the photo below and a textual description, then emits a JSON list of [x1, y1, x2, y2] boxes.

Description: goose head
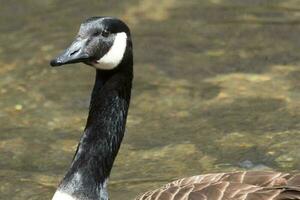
[[50, 17, 132, 70], [50, 17, 133, 200]]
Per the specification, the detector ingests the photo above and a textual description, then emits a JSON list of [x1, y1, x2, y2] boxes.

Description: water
[[0, 0, 300, 199]]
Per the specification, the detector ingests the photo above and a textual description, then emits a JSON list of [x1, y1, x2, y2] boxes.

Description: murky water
[[0, 0, 300, 199]]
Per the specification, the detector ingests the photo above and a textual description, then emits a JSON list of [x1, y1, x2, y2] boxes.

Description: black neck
[[58, 52, 133, 200]]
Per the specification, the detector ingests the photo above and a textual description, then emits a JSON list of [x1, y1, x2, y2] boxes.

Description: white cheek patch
[[52, 191, 77, 200], [95, 32, 127, 70]]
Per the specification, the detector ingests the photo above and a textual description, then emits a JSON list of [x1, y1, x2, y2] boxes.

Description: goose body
[[50, 17, 300, 200], [136, 171, 300, 200]]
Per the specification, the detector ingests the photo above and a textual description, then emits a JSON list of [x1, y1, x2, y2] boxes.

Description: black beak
[[50, 38, 90, 67]]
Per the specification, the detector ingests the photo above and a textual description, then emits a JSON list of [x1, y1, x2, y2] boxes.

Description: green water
[[0, 0, 300, 199]]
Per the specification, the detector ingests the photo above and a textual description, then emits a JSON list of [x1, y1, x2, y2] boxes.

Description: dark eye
[[101, 29, 110, 37], [92, 30, 102, 37]]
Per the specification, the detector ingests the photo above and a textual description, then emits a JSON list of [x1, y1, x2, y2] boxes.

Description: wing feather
[[135, 171, 300, 200]]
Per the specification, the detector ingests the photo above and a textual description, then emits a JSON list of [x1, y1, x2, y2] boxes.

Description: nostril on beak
[[70, 49, 80, 56]]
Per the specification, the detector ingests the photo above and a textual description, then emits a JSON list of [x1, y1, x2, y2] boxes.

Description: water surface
[[0, 0, 300, 199]]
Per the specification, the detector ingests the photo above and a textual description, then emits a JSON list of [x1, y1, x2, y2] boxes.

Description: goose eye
[[92, 30, 101, 37], [101, 29, 110, 37]]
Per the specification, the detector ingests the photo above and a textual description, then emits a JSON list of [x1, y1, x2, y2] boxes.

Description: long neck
[[55, 57, 133, 200]]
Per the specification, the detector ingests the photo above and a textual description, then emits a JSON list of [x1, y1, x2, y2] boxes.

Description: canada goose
[[50, 17, 300, 200]]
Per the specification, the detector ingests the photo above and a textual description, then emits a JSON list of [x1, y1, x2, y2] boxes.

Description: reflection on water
[[0, 0, 300, 199]]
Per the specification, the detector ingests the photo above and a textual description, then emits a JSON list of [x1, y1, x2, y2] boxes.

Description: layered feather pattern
[[136, 171, 300, 200]]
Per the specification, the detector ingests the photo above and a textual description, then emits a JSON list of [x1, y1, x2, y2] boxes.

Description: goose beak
[[50, 38, 90, 67]]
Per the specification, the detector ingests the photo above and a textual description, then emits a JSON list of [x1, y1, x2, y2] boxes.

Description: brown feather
[[135, 171, 300, 200]]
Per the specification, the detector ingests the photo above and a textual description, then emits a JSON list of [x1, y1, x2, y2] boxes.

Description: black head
[[50, 17, 132, 70]]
